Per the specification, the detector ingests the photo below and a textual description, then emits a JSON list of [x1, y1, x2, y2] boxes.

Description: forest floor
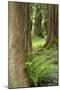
[[32, 36, 45, 50], [25, 36, 58, 87]]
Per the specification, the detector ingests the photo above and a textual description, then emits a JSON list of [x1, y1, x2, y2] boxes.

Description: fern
[[25, 48, 58, 86]]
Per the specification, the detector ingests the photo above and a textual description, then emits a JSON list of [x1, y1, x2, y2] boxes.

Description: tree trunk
[[54, 5, 58, 40], [24, 4, 32, 54], [8, 2, 30, 88], [44, 4, 58, 48], [34, 5, 42, 37]]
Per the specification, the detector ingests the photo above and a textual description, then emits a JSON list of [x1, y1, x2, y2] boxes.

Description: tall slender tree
[[24, 4, 32, 54], [34, 4, 42, 37]]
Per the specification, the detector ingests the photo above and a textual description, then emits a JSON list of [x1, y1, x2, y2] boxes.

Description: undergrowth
[[25, 48, 58, 86], [32, 36, 45, 49], [25, 36, 58, 86]]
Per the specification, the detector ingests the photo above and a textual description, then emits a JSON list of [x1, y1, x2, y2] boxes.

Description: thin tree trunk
[[24, 4, 32, 54], [34, 5, 42, 37], [54, 5, 58, 39]]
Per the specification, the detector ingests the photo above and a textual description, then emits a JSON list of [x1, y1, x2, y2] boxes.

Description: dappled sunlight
[[32, 36, 46, 49]]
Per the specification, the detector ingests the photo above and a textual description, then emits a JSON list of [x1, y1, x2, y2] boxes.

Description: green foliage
[[32, 36, 45, 49], [31, 4, 48, 38], [27, 3, 58, 87], [25, 48, 58, 86]]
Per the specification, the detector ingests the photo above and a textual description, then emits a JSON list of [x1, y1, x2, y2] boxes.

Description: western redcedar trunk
[[8, 2, 30, 88], [44, 4, 52, 47], [24, 4, 32, 53], [44, 4, 58, 48]]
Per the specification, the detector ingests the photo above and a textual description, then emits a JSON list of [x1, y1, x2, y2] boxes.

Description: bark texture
[[44, 4, 58, 48], [24, 4, 32, 54], [8, 2, 30, 88]]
